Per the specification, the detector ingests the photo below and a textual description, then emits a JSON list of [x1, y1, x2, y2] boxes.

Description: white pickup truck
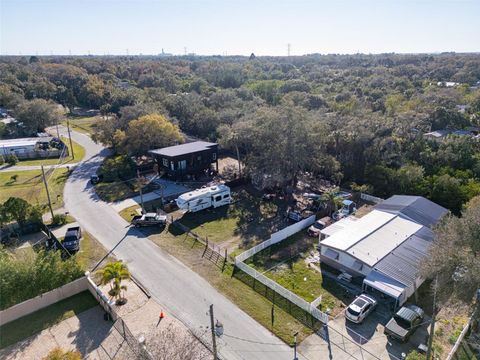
[[131, 213, 167, 227]]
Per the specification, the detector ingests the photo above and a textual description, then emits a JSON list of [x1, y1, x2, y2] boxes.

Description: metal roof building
[[149, 141, 217, 157], [319, 195, 447, 308], [374, 195, 448, 227]]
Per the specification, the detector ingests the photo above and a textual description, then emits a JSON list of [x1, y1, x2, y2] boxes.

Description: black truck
[[62, 226, 82, 252], [384, 304, 425, 342]]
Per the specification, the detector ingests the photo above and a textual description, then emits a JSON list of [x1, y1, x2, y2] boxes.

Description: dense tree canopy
[[1, 53, 479, 212], [422, 196, 480, 303]]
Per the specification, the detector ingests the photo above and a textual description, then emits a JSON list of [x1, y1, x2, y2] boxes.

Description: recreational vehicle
[[175, 185, 231, 212]]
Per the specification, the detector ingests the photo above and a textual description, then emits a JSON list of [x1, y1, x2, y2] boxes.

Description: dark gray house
[[149, 141, 218, 180]]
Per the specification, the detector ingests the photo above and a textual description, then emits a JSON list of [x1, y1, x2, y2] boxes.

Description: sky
[[1, 0, 479, 56]]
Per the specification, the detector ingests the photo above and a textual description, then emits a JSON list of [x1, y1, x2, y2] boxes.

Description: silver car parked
[[345, 294, 377, 324]]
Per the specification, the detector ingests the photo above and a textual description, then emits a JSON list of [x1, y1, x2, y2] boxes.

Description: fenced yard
[[175, 185, 290, 252], [245, 232, 348, 312]]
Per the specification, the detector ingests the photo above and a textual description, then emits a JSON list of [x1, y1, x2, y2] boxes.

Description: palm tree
[[98, 261, 131, 305], [321, 187, 343, 216]]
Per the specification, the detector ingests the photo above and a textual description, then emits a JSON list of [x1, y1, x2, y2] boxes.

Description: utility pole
[[293, 331, 298, 360], [41, 165, 55, 221], [137, 170, 145, 214], [426, 276, 438, 360], [209, 304, 218, 360], [66, 119, 74, 160]]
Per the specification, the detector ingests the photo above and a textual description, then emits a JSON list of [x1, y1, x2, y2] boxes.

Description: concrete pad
[[110, 179, 190, 212], [299, 307, 429, 360], [0, 306, 113, 360]]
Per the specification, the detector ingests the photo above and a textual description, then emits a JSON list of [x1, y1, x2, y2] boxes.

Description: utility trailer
[[175, 185, 231, 213]]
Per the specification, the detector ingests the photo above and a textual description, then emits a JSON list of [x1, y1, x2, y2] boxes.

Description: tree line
[[1, 54, 480, 213]]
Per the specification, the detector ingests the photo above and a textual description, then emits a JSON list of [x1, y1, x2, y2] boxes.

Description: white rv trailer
[[176, 184, 231, 212]]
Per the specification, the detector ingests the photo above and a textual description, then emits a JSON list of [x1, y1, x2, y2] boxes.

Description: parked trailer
[[176, 185, 231, 212]]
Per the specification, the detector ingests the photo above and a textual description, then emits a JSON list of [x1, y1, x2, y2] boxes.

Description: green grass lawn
[[95, 181, 137, 203], [75, 231, 111, 271], [246, 232, 347, 314], [149, 226, 314, 344], [0, 168, 70, 209], [17, 136, 86, 166], [0, 291, 98, 349], [62, 116, 99, 135], [176, 187, 285, 249]]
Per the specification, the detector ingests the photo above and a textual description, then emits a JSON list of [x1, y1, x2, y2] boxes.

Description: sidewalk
[[0, 163, 78, 172]]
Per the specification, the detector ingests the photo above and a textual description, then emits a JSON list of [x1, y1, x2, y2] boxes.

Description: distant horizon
[[1, 51, 480, 58], [1, 0, 479, 56]]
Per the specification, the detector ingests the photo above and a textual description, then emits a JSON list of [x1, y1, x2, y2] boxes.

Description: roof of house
[[373, 227, 434, 288], [363, 269, 406, 299], [0, 137, 44, 148], [149, 141, 217, 157], [347, 216, 423, 266], [320, 216, 358, 237], [320, 195, 446, 268], [374, 195, 448, 228], [321, 210, 396, 252]]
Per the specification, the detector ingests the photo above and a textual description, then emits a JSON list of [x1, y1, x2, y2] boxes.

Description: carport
[[362, 270, 407, 309]]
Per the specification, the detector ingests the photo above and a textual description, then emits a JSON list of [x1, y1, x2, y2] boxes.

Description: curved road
[[58, 126, 305, 360]]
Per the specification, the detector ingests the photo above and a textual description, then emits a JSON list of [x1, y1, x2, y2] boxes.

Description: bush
[[0, 154, 4, 165], [42, 347, 81, 360], [6, 154, 18, 166], [10, 174, 18, 182], [405, 351, 426, 360], [100, 155, 135, 182], [0, 247, 84, 310], [51, 214, 67, 226]]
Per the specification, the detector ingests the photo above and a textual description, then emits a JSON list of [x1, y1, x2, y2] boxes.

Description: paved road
[[57, 126, 304, 360]]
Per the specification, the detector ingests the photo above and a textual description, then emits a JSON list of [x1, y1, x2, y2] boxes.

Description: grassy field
[[246, 232, 348, 314], [63, 116, 99, 135], [0, 168, 70, 208], [95, 181, 137, 203], [0, 291, 98, 349], [149, 226, 314, 344], [17, 136, 86, 166]]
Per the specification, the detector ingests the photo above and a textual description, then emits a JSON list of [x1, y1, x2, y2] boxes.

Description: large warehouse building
[[319, 195, 448, 308]]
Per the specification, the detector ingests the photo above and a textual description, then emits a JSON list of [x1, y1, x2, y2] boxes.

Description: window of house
[[162, 158, 168, 167], [197, 155, 202, 161], [212, 153, 217, 160], [215, 195, 222, 202], [223, 194, 229, 199], [170, 161, 175, 171], [178, 160, 187, 170]]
